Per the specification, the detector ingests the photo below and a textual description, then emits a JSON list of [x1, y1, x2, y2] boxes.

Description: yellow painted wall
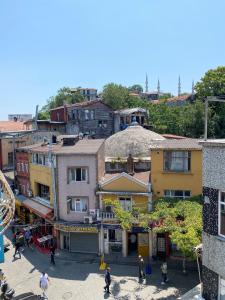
[[101, 194, 148, 212], [102, 176, 147, 192], [151, 149, 202, 199], [29, 155, 53, 205]]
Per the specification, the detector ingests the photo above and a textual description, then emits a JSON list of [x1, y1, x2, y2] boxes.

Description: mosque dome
[[105, 124, 165, 158]]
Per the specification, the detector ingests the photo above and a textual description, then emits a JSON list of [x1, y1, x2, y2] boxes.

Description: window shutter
[[67, 199, 71, 214]]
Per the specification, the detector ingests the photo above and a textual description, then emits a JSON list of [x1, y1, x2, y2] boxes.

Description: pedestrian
[[13, 241, 21, 259], [24, 230, 31, 247], [50, 245, 55, 265], [40, 272, 49, 299], [161, 260, 168, 284], [0, 269, 5, 286], [138, 255, 145, 279], [104, 267, 111, 294]]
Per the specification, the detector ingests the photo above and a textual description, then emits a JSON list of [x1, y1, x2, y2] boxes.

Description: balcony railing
[[96, 210, 115, 220]]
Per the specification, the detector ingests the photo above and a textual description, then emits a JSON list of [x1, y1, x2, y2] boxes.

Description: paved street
[[2, 235, 198, 300]]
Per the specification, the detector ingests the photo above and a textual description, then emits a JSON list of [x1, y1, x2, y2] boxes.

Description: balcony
[[97, 210, 115, 221]]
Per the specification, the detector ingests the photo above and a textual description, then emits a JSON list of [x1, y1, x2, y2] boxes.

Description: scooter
[[1, 281, 15, 300]]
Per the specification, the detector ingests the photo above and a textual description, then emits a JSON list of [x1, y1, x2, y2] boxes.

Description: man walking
[[24, 230, 31, 248], [104, 267, 111, 294], [50, 245, 55, 265], [138, 255, 145, 279], [40, 272, 49, 299], [161, 260, 168, 284]]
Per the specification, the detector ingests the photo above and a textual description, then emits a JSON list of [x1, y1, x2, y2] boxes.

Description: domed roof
[[105, 124, 165, 158]]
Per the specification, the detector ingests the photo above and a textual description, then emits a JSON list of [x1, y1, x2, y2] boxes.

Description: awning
[[23, 198, 53, 220]]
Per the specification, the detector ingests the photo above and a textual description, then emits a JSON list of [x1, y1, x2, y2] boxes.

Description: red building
[[50, 105, 68, 123], [15, 149, 30, 197]]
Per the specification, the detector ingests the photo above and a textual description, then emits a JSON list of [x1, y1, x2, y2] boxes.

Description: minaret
[[157, 79, 160, 94], [191, 80, 195, 101], [178, 75, 181, 96], [145, 73, 149, 93]]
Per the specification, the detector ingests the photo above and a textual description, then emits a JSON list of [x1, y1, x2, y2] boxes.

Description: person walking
[[138, 255, 145, 279], [161, 261, 168, 284], [24, 230, 31, 248], [13, 241, 21, 259], [40, 272, 49, 299], [104, 267, 111, 294], [50, 245, 55, 265]]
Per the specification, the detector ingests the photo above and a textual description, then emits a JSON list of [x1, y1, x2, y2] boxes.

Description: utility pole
[[157, 79, 160, 95], [178, 75, 181, 96]]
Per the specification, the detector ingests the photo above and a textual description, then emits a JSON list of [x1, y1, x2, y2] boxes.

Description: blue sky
[[0, 0, 225, 119]]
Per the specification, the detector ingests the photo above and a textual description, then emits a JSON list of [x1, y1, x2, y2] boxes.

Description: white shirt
[[40, 273, 49, 289]]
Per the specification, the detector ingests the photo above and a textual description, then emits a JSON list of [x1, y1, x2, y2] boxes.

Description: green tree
[[195, 66, 225, 137], [128, 84, 143, 94], [39, 87, 84, 119], [102, 83, 130, 109], [150, 198, 202, 273]]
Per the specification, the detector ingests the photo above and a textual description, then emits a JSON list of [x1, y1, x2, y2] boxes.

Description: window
[[25, 163, 29, 173], [68, 167, 88, 182], [32, 153, 49, 166], [38, 183, 50, 201], [219, 191, 225, 237], [220, 277, 225, 300], [84, 109, 94, 120], [21, 163, 25, 172], [164, 190, 191, 199], [17, 163, 20, 172], [164, 151, 191, 172], [8, 152, 13, 166], [98, 120, 108, 128], [69, 197, 88, 212], [119, 197, 132, 211]]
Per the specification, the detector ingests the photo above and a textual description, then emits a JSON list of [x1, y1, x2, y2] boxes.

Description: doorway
[[128, 233, 137, 255]]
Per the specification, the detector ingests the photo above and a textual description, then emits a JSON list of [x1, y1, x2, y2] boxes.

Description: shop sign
[[132, 226, 148, 233], [55, 223, 98, 233], [103, 224, 121, 229]]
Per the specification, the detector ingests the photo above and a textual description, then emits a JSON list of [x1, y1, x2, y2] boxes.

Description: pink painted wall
[[57, 154, 99, 222]]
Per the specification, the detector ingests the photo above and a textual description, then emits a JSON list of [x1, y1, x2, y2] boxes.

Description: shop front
[[128, 227, 149, 257], [55, 223, 100, 254], [102, 224, 122, 254]]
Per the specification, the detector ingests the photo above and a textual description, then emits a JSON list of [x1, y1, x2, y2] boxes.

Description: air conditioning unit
[[89, 209, 96, 216], [28, 190, 33, 197], [84, 216, 93, 224]]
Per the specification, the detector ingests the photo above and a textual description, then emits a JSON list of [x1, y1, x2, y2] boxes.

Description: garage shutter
[[70, 233, 99, 253]]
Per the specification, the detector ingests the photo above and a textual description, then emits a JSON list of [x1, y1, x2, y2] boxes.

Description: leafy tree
[[128, 84, 143, 94], [195, 66, 225, 137], [39, 87, 84, 119], [150, 198, 202, 273], [102, 83, 130, 109]]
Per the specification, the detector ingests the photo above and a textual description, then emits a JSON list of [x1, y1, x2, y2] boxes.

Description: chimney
[[127, 154, 134, 175]]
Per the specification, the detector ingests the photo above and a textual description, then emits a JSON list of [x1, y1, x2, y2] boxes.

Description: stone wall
[[203, 187, 218, 235], [202, 265, 218, 300]]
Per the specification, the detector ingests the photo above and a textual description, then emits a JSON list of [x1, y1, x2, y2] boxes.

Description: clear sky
[[0, 0, 225, 119]]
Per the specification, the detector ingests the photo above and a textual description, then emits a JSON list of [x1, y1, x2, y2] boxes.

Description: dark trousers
[[14, 247, 21, 258], [104, 282, 110, 293], [51, 254, 55, 265], [162, 273, 167, 282], [25, 239, 30, 247]]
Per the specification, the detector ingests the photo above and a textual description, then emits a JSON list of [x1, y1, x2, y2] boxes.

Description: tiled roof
[[50, 99, 113, 112], [150, 138, 202, 150], [20, 139, 105, 155], [166, 94, 192, 103], [0, 121, 27, 132], [102, 171, 150, 185]]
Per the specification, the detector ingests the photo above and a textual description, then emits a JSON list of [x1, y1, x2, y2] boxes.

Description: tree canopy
[[128, 84, 143, 93]]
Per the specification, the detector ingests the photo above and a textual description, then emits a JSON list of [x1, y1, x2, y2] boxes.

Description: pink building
[[55, 137, 105, 253]]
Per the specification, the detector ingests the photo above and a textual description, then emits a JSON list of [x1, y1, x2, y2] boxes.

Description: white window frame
[[118, 196, 132, 211], [219, 276, 225, 300], [164, 190, 191, 199], [219, 191, 225, 238], [17, 162, 20, 172], [21, 162, 25, 172], [70, 197, 88, 212], [25, 163, 29, 173], [69, 167, 88, 183]]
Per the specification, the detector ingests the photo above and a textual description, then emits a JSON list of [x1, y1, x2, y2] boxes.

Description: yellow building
[[98, 171, 152, 258], [150, 139, 202, 200]]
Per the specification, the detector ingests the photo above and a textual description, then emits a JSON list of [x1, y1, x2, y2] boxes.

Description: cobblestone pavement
[[2, 235, 198, 300]]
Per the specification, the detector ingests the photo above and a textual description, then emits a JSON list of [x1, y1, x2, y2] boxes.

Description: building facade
[[71, 88, 98, 101], [150, 139, 202, 200], [201, 140, 225, 300], [98, 171, 152, 258], [55, 138, 105, 253], [114, 108, 147, 132], [66, 100, 114, 138]]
